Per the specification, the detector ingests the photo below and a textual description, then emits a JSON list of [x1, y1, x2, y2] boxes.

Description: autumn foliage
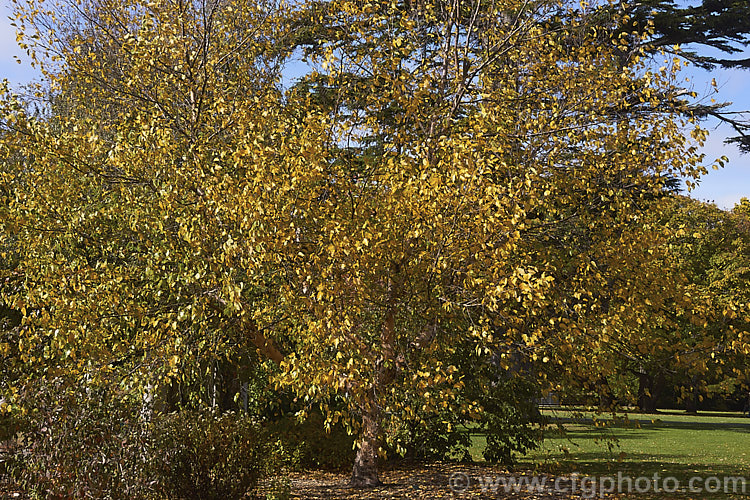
[[1, 0, 748, 492]]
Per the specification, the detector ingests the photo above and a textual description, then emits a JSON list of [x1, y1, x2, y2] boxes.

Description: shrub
[[8, 378, 286, 499], [270, 410, 355, 470], [479, 376, 545, 465], [8, 379, 152, 499], [148, 409, 274, 500], [383, 404, 473, 462]]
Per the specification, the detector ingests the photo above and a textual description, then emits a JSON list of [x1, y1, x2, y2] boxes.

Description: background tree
[[611, 0, 750, 151], [548, 195, 750, 413], [645, 197, 750, 413]]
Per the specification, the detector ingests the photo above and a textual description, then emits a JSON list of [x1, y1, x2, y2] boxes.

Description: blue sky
[[1, 6, 35, 87], [1, 1, 748, 210], [681, 57, 750, 210]]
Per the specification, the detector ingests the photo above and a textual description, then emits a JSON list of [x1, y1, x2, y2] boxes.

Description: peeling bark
[[351, 399, 382, 487], [351, 261, 403, 486]]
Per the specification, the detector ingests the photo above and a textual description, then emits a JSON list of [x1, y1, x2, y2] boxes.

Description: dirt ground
[[283, 462, 606, 499]]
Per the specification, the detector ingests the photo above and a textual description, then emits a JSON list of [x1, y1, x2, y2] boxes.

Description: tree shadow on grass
[[548, 417, 750, 432], [642, 421, 750, 432]]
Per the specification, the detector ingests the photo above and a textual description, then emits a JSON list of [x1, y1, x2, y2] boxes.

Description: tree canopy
[[1, 0, 748, 487]]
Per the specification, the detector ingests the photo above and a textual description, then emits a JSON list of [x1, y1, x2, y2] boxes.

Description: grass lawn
[[281, 409, 750, 498], [468, 408, 750, 498]]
